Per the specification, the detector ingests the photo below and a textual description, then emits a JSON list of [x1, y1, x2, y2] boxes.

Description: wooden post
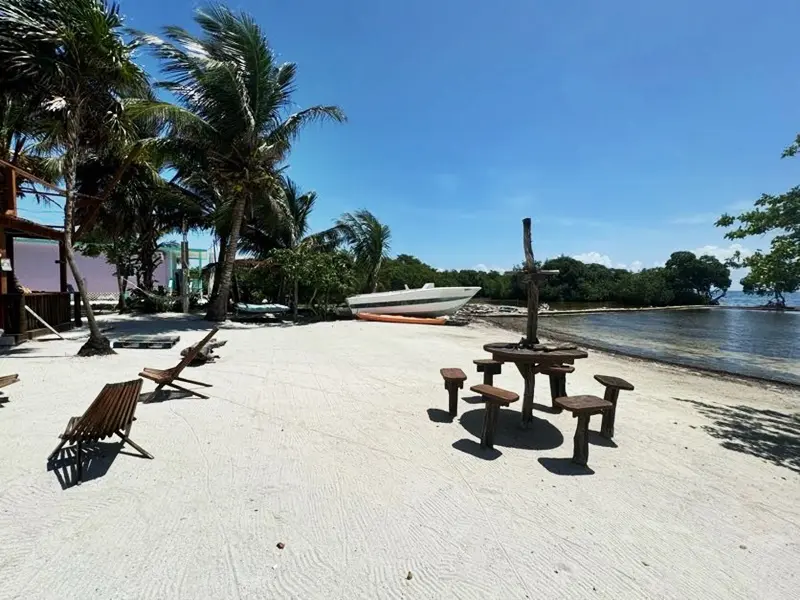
[[447, 383, 459, 416], [2, 166, 17, 215], [73, 291, 82, 326], [522, 217, 539, 344], [516, 362, 536, 426], [573, 414, 590, 466], [181, 217, 189, 313], [600, 387, 620, 439], [58, 242, 68, 293], [0, 230, 6, 296], [18, 294, 27, 339]]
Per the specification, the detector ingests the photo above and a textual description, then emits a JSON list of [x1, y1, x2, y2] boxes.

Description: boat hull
[[346, 287, 480, 317]]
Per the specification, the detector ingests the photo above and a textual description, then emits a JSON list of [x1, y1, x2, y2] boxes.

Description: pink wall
[[13, 240, 167, 295]]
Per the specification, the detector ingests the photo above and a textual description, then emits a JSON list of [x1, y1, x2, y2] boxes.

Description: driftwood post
[[522, 217, 539, 344]]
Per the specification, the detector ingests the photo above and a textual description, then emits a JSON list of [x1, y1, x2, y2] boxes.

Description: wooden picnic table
[[483, 342, 589, 426]]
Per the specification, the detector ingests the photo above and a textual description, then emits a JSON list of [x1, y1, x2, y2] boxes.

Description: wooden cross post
[[522, 218, 539, 345]]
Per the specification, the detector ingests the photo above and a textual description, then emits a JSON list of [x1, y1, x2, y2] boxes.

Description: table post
[[515, 363, 536, 427]]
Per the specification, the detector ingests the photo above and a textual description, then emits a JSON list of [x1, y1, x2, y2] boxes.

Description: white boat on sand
[[346, 283, 481, 317]]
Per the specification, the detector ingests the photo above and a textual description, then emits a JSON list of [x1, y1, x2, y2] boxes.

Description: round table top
[[483, 342, 589, 364]]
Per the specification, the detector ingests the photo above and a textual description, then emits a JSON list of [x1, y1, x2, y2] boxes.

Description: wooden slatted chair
[[0, 373, 20, 389], [47, 379, 151, 484], [139, 328, 219, 399]]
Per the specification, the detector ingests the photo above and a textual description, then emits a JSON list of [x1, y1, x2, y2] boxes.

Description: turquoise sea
[[538, 297, 800, 386]]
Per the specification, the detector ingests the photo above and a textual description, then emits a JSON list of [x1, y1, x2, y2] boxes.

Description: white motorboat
[[346, 283, 481, 317]]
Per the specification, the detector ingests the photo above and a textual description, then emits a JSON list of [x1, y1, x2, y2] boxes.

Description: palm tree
[[337, 210, 392, 293], [139, 5, 346, 321], [240, 176, 342, 319], [0, 0, 151, 355]]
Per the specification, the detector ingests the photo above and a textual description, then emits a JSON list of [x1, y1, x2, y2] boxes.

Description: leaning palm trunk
[[208, 233, 227, 305], [206, 197, 246, 321], [62, 133, 114, 356]]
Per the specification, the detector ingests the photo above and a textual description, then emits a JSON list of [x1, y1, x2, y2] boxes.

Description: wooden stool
[[440, 368, 467, 416], [553, 395, 612, 466], [473, 359, 503, 385], [593, 375, 635, 439], [470, 384, 519, 449], [537, 364, 575, 410]]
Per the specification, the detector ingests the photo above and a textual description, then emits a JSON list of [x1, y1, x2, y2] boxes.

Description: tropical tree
[[0, 0, 151, 355], [240, 176, 342, 319], [717, 135, 800, 306], [139, 5, 345, 321], [337, 210, 391, 293]]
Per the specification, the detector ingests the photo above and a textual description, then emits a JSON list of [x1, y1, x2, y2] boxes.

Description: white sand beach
[[0, 316, 798, 600]]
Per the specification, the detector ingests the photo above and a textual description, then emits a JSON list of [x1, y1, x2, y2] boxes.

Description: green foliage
[[138, 4, 346, 320], [269, 247, 355, 316], [717, 136, 800, 305], [336, 210, 391, 293], [374, 252, 731, 307]]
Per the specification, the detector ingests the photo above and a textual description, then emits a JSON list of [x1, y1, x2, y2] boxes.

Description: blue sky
[[20, 0, 800, 287]]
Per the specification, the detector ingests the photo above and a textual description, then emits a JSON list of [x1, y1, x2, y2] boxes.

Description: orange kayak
[[355, 312, 447, 325]]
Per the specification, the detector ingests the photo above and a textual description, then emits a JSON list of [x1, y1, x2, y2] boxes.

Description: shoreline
[[475, 304, 798, 318], [479, 316, 800, 391]]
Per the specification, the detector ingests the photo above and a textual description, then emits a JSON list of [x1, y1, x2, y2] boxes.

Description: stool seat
[[594, 375, 634, 391], [553, 395, 612, 467], [554, 395, 612, 414], [470, 384, 519, 450], [440, 368, 467, 382], [470, 384, 519, 405], [473, 359, 503, 386]]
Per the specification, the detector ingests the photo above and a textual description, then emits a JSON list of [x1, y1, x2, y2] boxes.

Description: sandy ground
[[0, 315, 798, 600]]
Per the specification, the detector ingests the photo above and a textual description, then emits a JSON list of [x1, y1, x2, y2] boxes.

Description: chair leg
[[167, 382, 209, 399], [48, 438, 67, 461], [480, 403, 499, 449], [600, 388, 620, 439], [116, 430, 154, 459], [76, 441, 83, 484], [482, 371, 493, 386], [447, 385, 458, 416], [572, 414, 590, 466], [175, 376, 213, 387]]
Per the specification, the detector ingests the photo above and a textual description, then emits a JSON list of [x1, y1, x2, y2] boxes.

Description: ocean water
[[719, 290, 800, 307], [538, 307, 800, 386]]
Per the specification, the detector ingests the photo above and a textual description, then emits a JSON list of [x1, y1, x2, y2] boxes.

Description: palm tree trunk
[[62, 130, 114, 356], [370, 258, 383, 293], [209, 233, 227, 305], [293, 278, 299, 321], [206, 197, 246, 321]]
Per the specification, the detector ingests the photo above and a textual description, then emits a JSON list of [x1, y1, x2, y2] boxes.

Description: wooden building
[[0, 164, 81, 344]]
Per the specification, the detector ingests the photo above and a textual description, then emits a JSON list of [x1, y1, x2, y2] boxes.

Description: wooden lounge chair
[[139, 328, 219, 399], [47, 379, 151, 484], [0, 373, 20, 406], [0, 373, 20, 389]]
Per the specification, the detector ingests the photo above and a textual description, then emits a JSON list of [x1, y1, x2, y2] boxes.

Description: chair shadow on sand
[[47, 441, 147, 489], [138, 390, 194, 404], [450, 405, 565, 461]]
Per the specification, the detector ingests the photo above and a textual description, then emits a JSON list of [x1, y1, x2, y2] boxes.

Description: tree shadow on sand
[[673, 397, 800, 474]]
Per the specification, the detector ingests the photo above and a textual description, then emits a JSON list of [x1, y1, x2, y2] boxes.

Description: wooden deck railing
[[1, 292, 80, 338]]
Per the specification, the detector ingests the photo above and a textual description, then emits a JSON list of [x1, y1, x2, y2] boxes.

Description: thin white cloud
[[692, 243, 752, 261], [573, 252, 612, 267], [474, 264, 510, 273], [574, 253, 644, 272], [669, 213, 718, 226]]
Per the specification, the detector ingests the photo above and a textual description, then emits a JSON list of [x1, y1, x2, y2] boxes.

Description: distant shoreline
[[479, 315, 800, 391]]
